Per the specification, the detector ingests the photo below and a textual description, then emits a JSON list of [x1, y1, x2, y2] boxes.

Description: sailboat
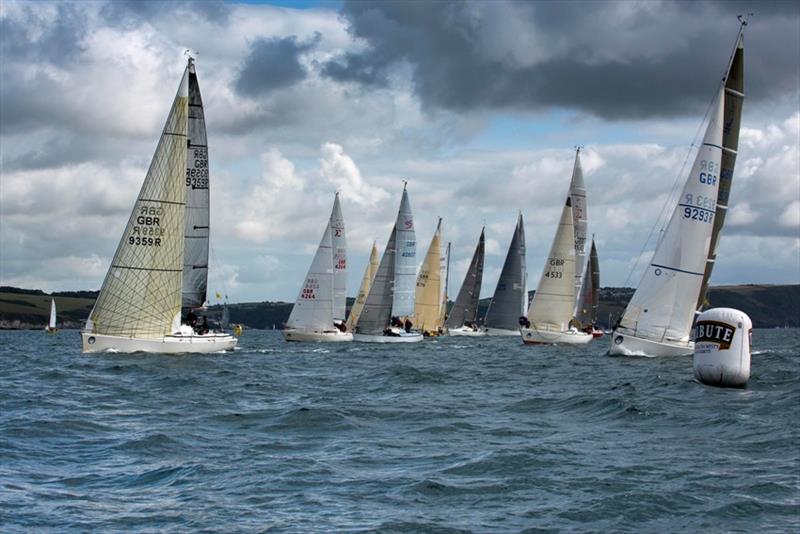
[[283, 193, 352, 342], [483, 214, 526, 336], [415, 218, 446, 336], [44, 298, 57, 334], [353, 183, 422, 343], [521, 197, 592, 345], [610, 27, 744, 357], [575, 238, 603, 338], [445, 228, 486, 336], [346, 241, 379, 331], [81, 58, 237, 353]]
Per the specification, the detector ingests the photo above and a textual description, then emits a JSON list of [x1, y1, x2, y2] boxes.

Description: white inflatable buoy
[[693, 308, 752, 388]]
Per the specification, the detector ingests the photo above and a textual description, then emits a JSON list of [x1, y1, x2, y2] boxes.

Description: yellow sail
[[346, 241, 379, 331], [87, 70, 190, 338], [415, 219, 443, 334]]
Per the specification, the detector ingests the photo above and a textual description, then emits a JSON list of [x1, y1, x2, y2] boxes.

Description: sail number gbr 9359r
[[128, 205, 164, 247], [186, 147, 209, 189]]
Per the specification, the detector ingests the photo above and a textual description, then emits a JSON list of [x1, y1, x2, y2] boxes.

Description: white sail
[[86, 69, 189, 338], [286, 213, 335, 331], [415, 219, 442, 333], [346, 241, 378, 331], [182, 59, 210, 310], [391, 184, 416, 318], [617, 87, 725, 345], [49, 298, 56, 329], [569, 149, 588, 312], [527, 197, 577, 332], [330, 193, 347, 321]]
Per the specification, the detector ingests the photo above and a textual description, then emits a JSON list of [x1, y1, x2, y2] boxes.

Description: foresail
[[697, 34, 744, 311], [356, 230, 396, 335], [287, 220, 335, 331], [182, 60, 210, 310], [415, 219, 442, 332], [618, 88, 725, 343], [484, 214, 526, 329], [331, 193, 347, 321], [569, 149, 588, 313], [346, 241, 378, 331], [392, 186, 416, 318], [528, 198, 576, 331], [445, 228, 484, 328], [88, 69, 190, 338]]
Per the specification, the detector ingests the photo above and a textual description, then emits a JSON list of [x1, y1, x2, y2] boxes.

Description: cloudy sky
[[1, 0, 798, 304]]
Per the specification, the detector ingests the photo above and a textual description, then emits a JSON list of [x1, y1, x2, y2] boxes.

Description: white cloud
[[779, 200, 800, 228]]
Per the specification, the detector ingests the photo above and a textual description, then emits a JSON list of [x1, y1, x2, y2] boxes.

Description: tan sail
[[87, 71, 190, 338], [346, 241, 379, 331], [415, 219, 443, 334]]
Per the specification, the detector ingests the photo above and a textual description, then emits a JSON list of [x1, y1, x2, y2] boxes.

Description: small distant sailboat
[[284, 193, 352, 342], [575, 238, 603, 338], [346, 240, 379, 331], [610, 26, 744, 357], [353, 183, 422, 343], [520, 197, 592, 345], [81, 58, 236, 353], [483, 214, 526, 336], [415, 218, 446, 337], [44, 298, 58, 334], [446, 228, 486, 336]]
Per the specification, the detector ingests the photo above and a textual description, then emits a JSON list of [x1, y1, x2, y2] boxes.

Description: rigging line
[[621, 19, 745, 290]]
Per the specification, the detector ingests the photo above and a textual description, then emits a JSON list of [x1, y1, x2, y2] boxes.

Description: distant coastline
[[2, 284, 797, 331]]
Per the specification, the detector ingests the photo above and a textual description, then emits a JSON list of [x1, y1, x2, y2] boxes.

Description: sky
[[1, 0, 798, 304]]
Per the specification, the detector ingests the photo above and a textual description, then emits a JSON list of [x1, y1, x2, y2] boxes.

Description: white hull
[[282, 329, 353, 342], [353, 332, 423, 343], [448, 326, 486, 337], [608, 330, 693, 357], [520, 328, 593, 345], [82, 332, 237, 354], [483, 327, 519, 336]]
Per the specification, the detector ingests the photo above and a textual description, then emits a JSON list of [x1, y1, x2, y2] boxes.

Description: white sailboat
[[610, 29, 744, 357], [521, 197, 592, 345], [483, 214, 526, 336], [283, 193, 352, 342], [446, 228, 486, 336], [346, 241, 379, 331], [81, 58, 236, 353], [353, 183, 422, 343], [44, 298, 58, 334], [415, 218, 446, 337]]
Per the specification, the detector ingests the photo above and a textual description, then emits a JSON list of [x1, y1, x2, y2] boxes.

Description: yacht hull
[[282, 329, 353, 342], [81, 332, 237, 353], [608, 331, 693, 357], [520, 328, 593, 345]]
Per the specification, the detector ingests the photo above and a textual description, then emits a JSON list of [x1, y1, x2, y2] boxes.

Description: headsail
[[87, 69, 190, 338], [346, 241, 378, 331], [696, 33, 745, 310], [182, 58, 210, 310], [617, 87, 725, 344], [331, 193, 347, 321], [355, 229, 396, 335], [392, 184, 416, 318], [484, 214, 526, 330], [445, 228, 485, 328], [415, 219, 443, 333], [527, 197, 577, 332]]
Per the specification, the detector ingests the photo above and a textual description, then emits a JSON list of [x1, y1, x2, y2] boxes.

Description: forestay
[[87, 70, 190, 338]]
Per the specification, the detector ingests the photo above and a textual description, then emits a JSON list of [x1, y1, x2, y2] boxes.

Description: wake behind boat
[[82, 58, 236, 353], [283, 193, 352, 342]]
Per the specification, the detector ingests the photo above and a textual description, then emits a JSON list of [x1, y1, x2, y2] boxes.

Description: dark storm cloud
[[234, 34, 321, 97], [323, 0, 800, 120]]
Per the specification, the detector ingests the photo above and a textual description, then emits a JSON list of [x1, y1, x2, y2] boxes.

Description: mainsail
[[392, 185, 416, 318], [49, 298, 57, 329], [87, 69, 190, 338], [415, 219, 443, 333], [346, 241, 378, 331], [527, 197, 577, 332], [697, 34, 745, 310], [182, 59, 210, 310], [445, 228, 485, 328], [617, 87, 725, 344], [569, 149, 588, 312], [331, 193, 347, 321], [356, 229, 396, 335], [575, 238, 600, 327], [484, 214, 526, 330], [286, 211, 335, 332]]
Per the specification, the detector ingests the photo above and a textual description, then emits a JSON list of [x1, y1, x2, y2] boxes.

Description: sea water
[[1, 329, 798, 532]]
